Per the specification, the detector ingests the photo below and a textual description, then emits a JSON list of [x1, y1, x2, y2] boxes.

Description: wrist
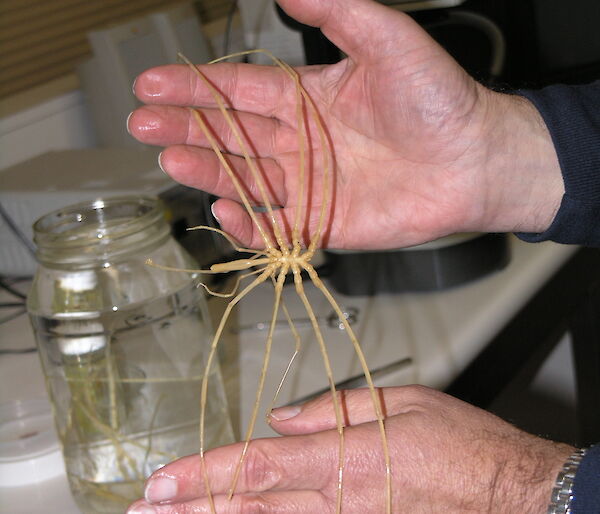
[[492, 438, 574, 513], [475, 88, 564, 234]]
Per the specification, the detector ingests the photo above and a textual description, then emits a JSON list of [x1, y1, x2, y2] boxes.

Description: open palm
[[129, 0, 553, 250]]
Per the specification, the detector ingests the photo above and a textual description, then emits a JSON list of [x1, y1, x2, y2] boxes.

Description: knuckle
[[401, 384, 434, 400], [242, 443, 283, 492], [310, 388, 360, 411], [391, 384, 443, 414]]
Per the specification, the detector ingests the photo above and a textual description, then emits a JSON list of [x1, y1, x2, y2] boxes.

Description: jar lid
[[0, 398, 65, 486]]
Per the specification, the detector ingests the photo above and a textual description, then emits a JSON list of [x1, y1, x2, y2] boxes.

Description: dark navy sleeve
[[571, 444, 600, 514], [515, 82, 600, 247], [514, 85, 600, 510]]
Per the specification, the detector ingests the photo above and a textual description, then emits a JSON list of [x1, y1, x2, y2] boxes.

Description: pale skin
[[126, 0, 570, 512], [127, 387, 571, 513]]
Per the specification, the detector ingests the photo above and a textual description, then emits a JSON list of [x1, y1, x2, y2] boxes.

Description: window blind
[[0, 0, 230, 99]]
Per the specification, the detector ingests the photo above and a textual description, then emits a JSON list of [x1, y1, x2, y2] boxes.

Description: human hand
[[127, 386, 571, 513], [128, 0, 563, 250]]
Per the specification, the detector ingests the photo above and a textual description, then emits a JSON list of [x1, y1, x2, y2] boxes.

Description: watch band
[[547, 448, 588, 514]]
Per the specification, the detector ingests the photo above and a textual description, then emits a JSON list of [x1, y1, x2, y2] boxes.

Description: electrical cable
[[0, 308, 27, 326], [0, 276, 29, 326], [0, 201, 37, 259], [0, 302, 25, 308], [446, 10, 506, 80], [223, 0, 239, 56], [423, 10, 506, 81], [0, 345, 37, 355], [0, 276, 28, 299], [0, 206, 34, 324]]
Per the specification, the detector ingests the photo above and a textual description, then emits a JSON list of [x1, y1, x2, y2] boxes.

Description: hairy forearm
[[493, 436, 573, 513]]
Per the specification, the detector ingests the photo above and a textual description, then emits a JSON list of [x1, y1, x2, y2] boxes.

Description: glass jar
[[26, 196, 234, 513]]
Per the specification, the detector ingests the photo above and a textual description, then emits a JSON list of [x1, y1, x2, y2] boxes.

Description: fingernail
[[157, 152, 166, 174], [126, 111, 133, 136], [145, 476, 178, 504], [210, 202, 220, 223], [269, 405, 301, 421], [132, 77, 138, 96], [127, 500, 156, 514]]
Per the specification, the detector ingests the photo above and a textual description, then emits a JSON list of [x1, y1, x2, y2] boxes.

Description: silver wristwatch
[[547, 448, 588, 514]]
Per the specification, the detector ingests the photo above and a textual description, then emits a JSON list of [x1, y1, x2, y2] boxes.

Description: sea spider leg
[[227, 264, 289, 498], [259, 53, 307, 414], [145, 259, 221, 274], [274, 53, 388, 513], [188, 108, 277, 254], [210, 50, 327, 255], [182, 50, 391, 512], [198, 265, 275, 513], [256, 54, 305, 415], [265, 287, 302, 416], [291, 264, 345, 513], [149, 225, 268, 275], [201, 267, 267, 299], [144, 258, 268, 298], [287, 60, 305, 254], [276, 54, 380, 514], [180, 54, 289, 257], [186, 225, 267, 256], [207, 50, 348, 511], [268, 53, 330, 258], [273, 52, 347, 512], [302, 262, 392, 514]]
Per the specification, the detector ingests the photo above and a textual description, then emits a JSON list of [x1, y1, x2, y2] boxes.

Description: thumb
[[268, 386, 418, 435], [276, 0, 426, 62]]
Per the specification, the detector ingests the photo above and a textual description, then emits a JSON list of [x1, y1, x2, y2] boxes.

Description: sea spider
[[148, 50, 391, 514]]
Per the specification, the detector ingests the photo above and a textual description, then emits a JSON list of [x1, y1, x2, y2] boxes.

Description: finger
[[142, 436, 339, 505], [269, 386, 431, 435], [128, 105, 297, 158], [212, 198, 292, 250], [158, 145, 289, 207], [129, 490, 328, 514], [134, 62, 303, 123], [212, 198, 328, 251], [277, 0, 425, 62]]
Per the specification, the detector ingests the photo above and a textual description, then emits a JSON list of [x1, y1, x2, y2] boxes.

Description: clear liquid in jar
[[30, 282, 234, 513]]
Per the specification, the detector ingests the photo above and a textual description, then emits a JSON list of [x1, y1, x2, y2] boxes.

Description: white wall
[[0, 12, 252, 170], [0, 89, 96, 170]]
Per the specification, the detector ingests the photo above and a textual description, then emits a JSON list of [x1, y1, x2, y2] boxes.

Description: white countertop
[[0, 236, 576, 513]]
